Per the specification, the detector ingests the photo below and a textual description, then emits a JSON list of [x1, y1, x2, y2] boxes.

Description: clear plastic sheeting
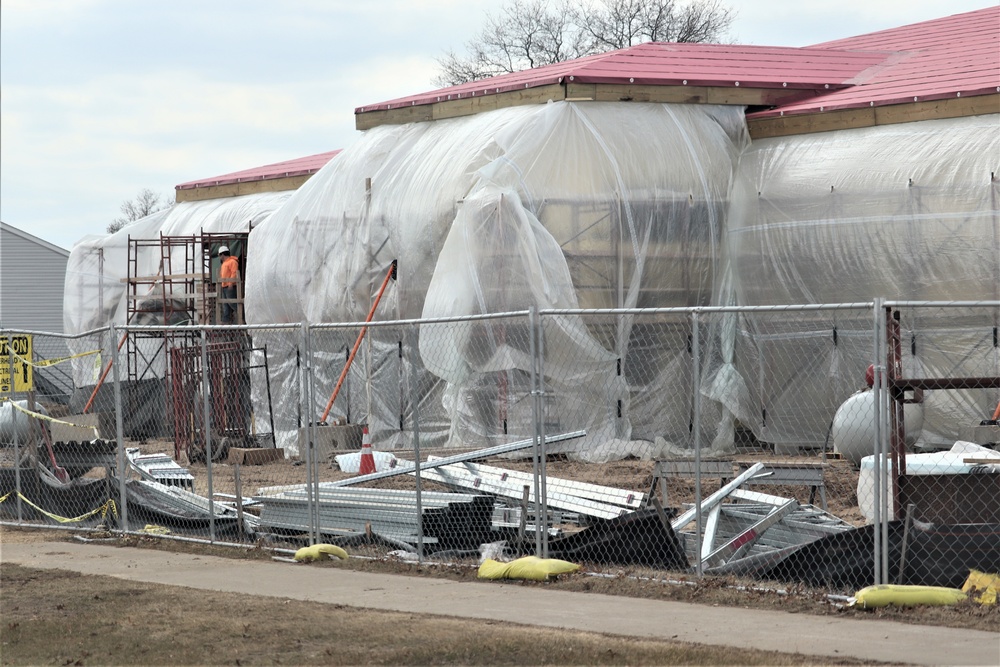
[[247, 102, 749, 458], [721, 115, 1000, 451], [59, 106, 1000, 462], [730, 115, 999, 306], [63, 192, 293, 388]]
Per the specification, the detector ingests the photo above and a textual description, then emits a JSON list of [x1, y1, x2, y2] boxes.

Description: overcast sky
[[1, 0, 993, 250]]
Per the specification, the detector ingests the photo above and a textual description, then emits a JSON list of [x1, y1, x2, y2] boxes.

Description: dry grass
[[3, 438, 997, 658], [0, 561, 871, 667], [3, 525, 997, 636]]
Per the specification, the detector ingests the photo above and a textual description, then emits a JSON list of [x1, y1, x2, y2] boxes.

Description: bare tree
[[437, 0, 585, 83], [107, 188, 172, 234], [436, 0, 735, 86]]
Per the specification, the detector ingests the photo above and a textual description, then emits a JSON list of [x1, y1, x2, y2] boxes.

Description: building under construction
[[60, 8, 999, 460]]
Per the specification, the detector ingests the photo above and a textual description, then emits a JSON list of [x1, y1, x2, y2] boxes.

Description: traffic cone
[[359, 426, 376, 475]]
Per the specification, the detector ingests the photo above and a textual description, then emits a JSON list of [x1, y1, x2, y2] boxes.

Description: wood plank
[[122, 273, 209, 283], [175, 175, 311, 202], [749, 107, 877, 139], [594, 84, 710, 104], [355, 105, 434, 130], [705, 87, 789, 106], [358, 84, 564, 128], [749, 94, 1000, 139], [875, 94, 1000, 124]]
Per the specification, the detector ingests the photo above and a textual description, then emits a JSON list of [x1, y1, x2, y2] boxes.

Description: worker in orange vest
[[218, 245, 239, 324]]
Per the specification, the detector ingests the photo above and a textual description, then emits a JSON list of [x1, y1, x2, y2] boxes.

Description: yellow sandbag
[[962, 569, 1000, 605], [478, 556, 580, 581], [854, 584, 967, 609], [478, 558, 513, 580], [140, 524, 171, 535], [293, 543, 349, 562]]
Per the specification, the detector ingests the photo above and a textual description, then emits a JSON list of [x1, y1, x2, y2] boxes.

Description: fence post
[[537, 311, 549, 559], [8, 335, 24, 523], [691, 310, 704, 577], [878, 300, 891, 584], [311, 322, 324, 545], [110, 324, 129, 534], [301, 321, 318, 546], [871, 298, 886, 585], [406, 326, 424, 563], [200, 327, 216, 543], [529, 307, 542, 557]]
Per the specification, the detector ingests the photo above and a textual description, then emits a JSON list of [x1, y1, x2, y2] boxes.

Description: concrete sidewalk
[[2, 541, 997, 665]]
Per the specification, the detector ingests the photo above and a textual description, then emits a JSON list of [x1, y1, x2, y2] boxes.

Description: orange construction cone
[[359, 426, 376, 475]]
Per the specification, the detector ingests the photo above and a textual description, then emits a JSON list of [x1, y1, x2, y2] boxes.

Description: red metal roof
[[751, 6, 1000, 117], [175, 150, 341, 190], [356, 43, 889, 113], [357, 7, 1000, 119]]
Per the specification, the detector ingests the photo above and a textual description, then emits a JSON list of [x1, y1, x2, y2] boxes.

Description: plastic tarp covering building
[[722, 114, 1000, 451], [247, 102, 749, 458], [63, 192, 292, 390], [61, 105, 999, 461]]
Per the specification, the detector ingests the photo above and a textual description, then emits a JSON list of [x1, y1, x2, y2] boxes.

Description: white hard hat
[[218, 245, 230, 255]]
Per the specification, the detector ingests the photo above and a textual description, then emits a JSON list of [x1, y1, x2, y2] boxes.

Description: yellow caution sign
[[0, 335, 33, 393]]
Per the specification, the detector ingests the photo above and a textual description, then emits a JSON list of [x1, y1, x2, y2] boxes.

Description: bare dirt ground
[[0, 556, 871, 667]]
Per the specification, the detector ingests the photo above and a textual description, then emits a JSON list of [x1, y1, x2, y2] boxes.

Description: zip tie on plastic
[[0, 398, 100, 436], [0, 492, 118, 524]]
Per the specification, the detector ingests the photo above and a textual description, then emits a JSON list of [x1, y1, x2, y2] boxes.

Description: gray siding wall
[[1, 226, 69, 335]]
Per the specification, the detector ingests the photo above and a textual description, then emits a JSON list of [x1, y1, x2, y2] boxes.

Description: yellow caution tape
[[5, 347, 100, 368], [0, 491, 118, 524], [0, 398, 101, 435]]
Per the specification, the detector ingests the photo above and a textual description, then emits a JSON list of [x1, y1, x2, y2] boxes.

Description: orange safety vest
[[220, 255, 239, 287]]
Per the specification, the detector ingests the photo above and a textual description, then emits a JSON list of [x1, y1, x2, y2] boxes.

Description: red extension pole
[[319, 260, 397, 424]]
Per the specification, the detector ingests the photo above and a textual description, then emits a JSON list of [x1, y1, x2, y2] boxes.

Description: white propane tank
[[831, 390, 924, 466], [0, 400, 47, 445]]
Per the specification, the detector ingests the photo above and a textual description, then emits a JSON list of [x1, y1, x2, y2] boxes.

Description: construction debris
[[126, 448, 195, 489], [415, 456, 644, 521], [326, 430, 587, 488], [547, 508, 689, 569], [255, 486, 494, 552], [227, 447, 284, 466]]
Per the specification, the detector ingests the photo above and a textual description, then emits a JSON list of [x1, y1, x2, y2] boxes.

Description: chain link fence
[[2, 301, 998, 594]]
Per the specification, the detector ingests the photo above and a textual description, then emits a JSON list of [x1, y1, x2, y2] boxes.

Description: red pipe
[[83, 332, 128, 414], [319, 260, 397, 424]]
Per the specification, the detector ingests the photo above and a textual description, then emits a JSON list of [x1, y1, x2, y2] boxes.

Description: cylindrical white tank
[[831, 389, 924, 466], [0, 400, 47, 445]]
